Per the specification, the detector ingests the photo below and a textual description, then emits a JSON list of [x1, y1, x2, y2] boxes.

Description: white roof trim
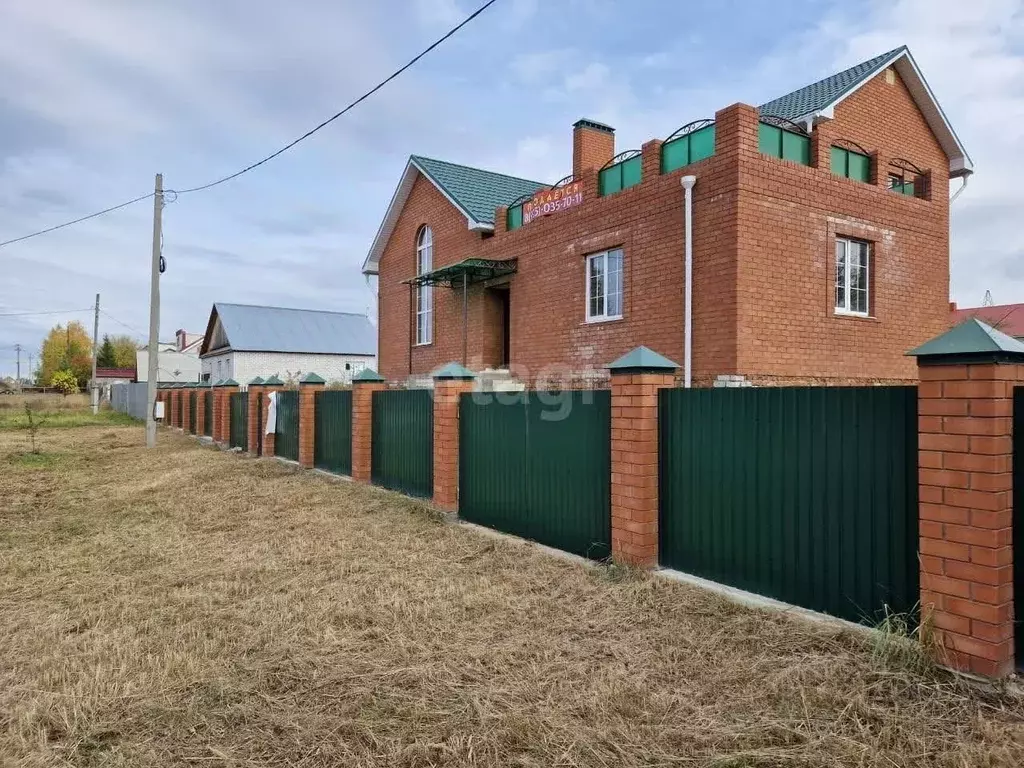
[[361, 157, 487, 275], [797, 48, 973, 177]]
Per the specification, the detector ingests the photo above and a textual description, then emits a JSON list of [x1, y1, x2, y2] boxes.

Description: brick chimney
[[572, 118, 615, 178], [176, 329, 187, 352]]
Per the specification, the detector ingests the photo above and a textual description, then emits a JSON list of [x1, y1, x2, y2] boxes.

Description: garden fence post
[[181, 384, 192, 433], [431, 363, 476, 511], [169, 385, 179, 429], [261, 376, 284, 457], [219, 380, 239, 445], [909, 319, 1024, 677], [299, 373, 326, 469], [351, 369, 386, 483], [607, 346, 679, 567], [247, 378, 264, 456], [195, 387, 206, 437]]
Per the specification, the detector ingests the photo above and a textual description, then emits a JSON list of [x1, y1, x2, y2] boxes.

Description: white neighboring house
[[136, 329, 204, 383], [199, 303, 377, 384]]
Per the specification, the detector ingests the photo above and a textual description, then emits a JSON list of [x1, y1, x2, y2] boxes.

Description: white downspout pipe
[[681, 175, 697, 388], [949, 174, 969, 204]]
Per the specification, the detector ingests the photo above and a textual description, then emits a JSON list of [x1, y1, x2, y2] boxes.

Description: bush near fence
[[169, 342, 1024, 680]]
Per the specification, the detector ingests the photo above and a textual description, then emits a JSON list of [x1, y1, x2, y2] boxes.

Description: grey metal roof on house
[[204, 303, 376, 356], [760, 46, 907, 120]]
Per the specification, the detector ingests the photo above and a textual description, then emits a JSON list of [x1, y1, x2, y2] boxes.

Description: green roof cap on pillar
[[248, 376, 265, 386], [299, 372, 326, 384], [907, 318, 1024, 364], [608, 346, 680, 373], [431, 362, 476, 380], [353, 368, 385, 382], [211, 379, 224, 387], [263, 375, 284, 386], [218, 378, 239, 387]]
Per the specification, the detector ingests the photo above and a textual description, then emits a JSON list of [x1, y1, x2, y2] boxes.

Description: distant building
[[199, 303, 377, 384], [951, 302, 1024, 339], [136, 329, 204, 383], [93, 366, 136, 401]]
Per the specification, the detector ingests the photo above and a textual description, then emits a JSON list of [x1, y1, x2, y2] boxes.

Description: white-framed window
[[835, 237, 870, 316], [416, 225, 433, 345], [586, 248, 623, 322]]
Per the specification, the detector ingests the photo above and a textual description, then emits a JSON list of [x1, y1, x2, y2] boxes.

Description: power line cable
[[0, 0, 499, 249], [99, 309, 147, 338], [0, 307, 93, 317], [170, 0, 500, 194]]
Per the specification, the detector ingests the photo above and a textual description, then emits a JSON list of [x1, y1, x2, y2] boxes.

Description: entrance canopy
[[404, 258, 517, 288]]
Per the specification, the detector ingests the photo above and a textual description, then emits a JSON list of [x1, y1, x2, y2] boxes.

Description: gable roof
[[200, 303, 376, 357], [760, 46, 972, 177], [952, 303, 1024, 338], [362, 156, 546, 275]]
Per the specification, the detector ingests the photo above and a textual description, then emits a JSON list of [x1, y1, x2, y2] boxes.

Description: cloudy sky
[[0, 0, 1021, 378]]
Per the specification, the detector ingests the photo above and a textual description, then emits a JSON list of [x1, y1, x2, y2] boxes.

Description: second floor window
[[586, 248, 623, 322], [835, 237, 870, 316], [416, 226, 433, 345]]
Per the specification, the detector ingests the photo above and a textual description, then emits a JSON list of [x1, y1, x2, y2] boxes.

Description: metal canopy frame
[[405, 258, 517, 367], [404, 258, 517, 288]]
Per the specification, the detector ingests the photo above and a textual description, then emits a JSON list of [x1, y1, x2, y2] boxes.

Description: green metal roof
[[908, 318, 1024, 360], [760, 46, 906, 120], [353, 368, 385, 383], [405, 258, 517, 288], [218, 378, 239, 387], [608, 346, 680, 372], [248, 376, 265, 386], [299, 372, 326, 384], [263, 375, 284, 386], [431, 362, 476, 380], [412, 155, 546, 225]]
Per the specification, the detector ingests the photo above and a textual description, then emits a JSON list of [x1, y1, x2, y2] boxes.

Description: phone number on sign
[[524, 192, 583, 224]]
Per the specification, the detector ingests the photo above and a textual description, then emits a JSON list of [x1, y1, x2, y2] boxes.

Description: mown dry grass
[[0, 393, 90, 411], [1, 426, 1023, 766]]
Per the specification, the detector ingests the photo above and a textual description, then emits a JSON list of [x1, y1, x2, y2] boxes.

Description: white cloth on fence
[[265, 391, 278, 434]]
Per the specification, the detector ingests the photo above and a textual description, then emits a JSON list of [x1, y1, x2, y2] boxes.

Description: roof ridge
[[411, 154, 549, 188], [216, 302, 366, 317], [957, 302, 1024, 312]]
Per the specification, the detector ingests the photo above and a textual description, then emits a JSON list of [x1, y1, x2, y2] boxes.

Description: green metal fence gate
[[371, 389, 432, 497], [1014, 387, 1023, 666], [203, 389, 213, 437], [460, 391, 611, 559], [229, 392, 248, 451], [315, 390, 352, 475], [276, 391, 300, 462], [659, 386, 918, 625], [188, 391, 197, 434]]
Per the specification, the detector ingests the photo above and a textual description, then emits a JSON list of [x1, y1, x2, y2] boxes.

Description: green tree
[[39, 322, 93, 389], [96, 335, 116, 367], [109, 335, 139, 368], [51, 369, 79, 395]]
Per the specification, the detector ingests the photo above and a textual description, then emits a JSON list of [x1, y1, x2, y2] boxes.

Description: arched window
[[416, 226, 433, 345]]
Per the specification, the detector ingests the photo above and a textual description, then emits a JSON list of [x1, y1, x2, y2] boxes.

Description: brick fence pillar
[[299, 373, 326, 468], [910, 319, 1024, 677], [219, 380, 239, 444], [431, 363, 476, 511], [261, 376, 284, 457], [246, 378, 264, 456], [209, 380, 224, 441], [607, 346, 679, 567], [168, 386, 179, 429], [351, 369, 386, 483], [195, 387, 206, 437], [181, 384, 192, 433]]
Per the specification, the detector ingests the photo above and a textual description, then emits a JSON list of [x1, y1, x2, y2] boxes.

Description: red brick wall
[[376, 68, 952, 385]]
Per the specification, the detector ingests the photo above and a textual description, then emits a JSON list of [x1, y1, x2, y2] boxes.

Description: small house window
[[586, 248, 623, 322], [345, 362, 351, 371], [416, 226, 433, 345], [835, 237, 870, 316]]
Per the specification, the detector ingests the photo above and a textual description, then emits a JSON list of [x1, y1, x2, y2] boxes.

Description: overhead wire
[[0, 307, 93, 318], [0, 0, 500, 248]]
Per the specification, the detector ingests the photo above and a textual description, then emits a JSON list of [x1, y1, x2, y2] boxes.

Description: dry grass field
[[1, 424, 1024, 767]]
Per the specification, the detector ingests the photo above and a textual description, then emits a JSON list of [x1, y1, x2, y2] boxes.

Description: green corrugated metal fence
[[371, 389, 433, 497], [276, 390, 299, 462], [255, 391, 263, 456], [660, 386, 918, 625], [1013, 388, 1023, 665], [189, 391, 197, 434], [203, 389, 213, 437], [229, 392, 248, 451], [315, 390, 352, 475], [460, 391, 611, 559]]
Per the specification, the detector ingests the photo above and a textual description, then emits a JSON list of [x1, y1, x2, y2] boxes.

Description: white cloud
[[413, 0, 464, 28]]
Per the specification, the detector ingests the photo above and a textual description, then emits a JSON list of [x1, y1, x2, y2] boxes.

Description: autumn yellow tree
[[38, 322, 93, 389], [109, 335, 139, 368]]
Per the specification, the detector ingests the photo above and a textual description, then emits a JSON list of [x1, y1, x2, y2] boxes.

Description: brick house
[[364, 46, 972, 386]]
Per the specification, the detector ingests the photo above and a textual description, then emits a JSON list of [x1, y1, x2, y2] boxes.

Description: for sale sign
[[523, 182, 583, 224]]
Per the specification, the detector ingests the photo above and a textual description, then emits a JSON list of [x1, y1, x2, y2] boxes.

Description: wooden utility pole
[[91, 294, 100, 414], [145, 174, 163, 448]]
